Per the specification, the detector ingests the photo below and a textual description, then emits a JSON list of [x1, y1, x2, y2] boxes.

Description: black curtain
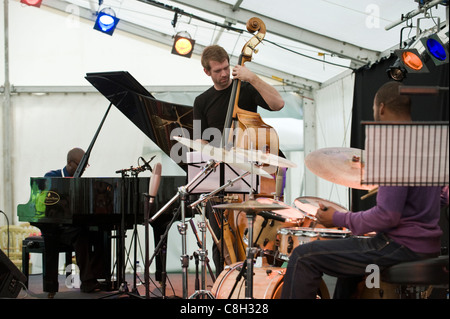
[[350, 54, 449, 212]]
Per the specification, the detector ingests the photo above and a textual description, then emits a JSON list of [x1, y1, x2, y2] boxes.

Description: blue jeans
[[280, 233, 424, 299]]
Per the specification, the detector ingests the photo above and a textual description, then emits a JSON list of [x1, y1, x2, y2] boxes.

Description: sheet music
[[363, 122, 449, 186]]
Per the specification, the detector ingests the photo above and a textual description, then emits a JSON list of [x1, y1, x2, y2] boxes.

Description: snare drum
[[277, 227, 352, 261], [293, 196, 348, 227], [237, 198, 306, 252]]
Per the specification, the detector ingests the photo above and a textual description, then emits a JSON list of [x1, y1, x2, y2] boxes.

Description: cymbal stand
[[149, 159, 219, 299], [188, 200, 215, 299], [244, 207, 258, 299], [188, 170, 252, 299], [244, 154, 259, 299], [177, 185, 190, 299]]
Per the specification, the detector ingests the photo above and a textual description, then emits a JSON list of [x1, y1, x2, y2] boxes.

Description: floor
[[19, 272, 213, 300], [18, 267, 336, 300]]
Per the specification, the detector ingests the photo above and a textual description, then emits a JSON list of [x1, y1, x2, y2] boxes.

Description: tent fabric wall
[[310, 72, 355, 210]]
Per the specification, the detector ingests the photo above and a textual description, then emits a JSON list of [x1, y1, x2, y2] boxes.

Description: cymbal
[[305, 147, 376, 190], [173, 136, 273, 178], [233, 147, 297, 168], [213, 200, 288, 212]]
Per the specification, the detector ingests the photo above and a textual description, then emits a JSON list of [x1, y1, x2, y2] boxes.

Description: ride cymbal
[[305, 147, 376, 190]]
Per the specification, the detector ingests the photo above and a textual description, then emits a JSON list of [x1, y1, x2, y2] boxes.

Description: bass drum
[[211, 262, 330, 299]]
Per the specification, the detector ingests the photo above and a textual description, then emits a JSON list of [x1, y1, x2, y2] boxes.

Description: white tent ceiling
[[43, 0, 448, 89]]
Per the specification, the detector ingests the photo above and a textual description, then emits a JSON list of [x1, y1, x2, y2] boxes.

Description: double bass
[[222, 17, 280, 194], [220, 17, 282, 262]]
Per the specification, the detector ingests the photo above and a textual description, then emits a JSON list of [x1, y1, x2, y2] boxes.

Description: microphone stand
[[101, 160, 152, 299]]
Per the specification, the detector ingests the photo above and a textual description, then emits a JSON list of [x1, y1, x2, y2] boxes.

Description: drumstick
[[360, 186, 379, 200]]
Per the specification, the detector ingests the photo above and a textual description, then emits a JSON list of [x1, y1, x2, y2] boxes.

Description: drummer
[[281, 81, 448, 299]]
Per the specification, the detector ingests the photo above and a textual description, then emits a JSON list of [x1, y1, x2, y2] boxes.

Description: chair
[[0, 223, 40, 272], [381, 255, 449, 299]]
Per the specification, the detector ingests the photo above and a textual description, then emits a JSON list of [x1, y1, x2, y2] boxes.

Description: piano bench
[[22, 236, 74, 288], [380, 255, 449, 298]]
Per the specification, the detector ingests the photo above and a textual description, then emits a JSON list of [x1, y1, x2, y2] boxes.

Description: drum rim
[[293, 196, 348, 213], [277, 226, 352, 237]]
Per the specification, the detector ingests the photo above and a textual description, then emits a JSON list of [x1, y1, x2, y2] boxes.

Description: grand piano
[[18, 71, 192, 226], [17, 71, 192, 292]]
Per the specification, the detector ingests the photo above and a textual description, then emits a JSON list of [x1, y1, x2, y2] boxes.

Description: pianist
[[39, 147, 105, 297], [44, 147, 86, 177]]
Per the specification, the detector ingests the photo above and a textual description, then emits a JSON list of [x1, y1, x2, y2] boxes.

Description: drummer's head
[[373, 81, 411, 122]]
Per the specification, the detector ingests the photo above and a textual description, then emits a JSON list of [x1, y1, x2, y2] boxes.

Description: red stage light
[[20, 0, 43, 7]]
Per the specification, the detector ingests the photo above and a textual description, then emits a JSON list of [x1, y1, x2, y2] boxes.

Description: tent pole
[[2, 0, 14, 225]]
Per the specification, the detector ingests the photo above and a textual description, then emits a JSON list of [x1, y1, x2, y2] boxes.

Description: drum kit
[[159, 138, 375, 299]]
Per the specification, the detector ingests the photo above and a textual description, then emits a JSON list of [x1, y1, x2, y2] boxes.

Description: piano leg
[[39, 225, 61, 295]]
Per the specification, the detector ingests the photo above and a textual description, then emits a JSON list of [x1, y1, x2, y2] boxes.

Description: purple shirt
[[333, 186, 445, 254]]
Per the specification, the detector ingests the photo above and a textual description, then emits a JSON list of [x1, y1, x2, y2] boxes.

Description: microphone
[[275, 167, 284, 200], [140, 156, 156, 172], [148, 163, 162, 204]]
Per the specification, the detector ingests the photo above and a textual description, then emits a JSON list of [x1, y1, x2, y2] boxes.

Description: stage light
[[420, 29, 449, 65], [93, 8, 120, 36], [386, 59, 407, 81], [394, 31, 432, 73], [20, 0, 42, 7], [171, 32, 195, 58]]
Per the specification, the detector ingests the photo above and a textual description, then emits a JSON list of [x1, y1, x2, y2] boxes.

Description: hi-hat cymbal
[[305, 147, 376, 190], [173, 136, 273, 178], [213, 200, 288, 212]]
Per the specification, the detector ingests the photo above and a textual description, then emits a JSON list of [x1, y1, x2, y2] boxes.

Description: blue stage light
[[422, 34, 449, 65], [93, 8, 120, 35]]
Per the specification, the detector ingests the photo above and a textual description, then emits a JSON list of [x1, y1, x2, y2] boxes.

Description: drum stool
[[381, 255, 449, 299]]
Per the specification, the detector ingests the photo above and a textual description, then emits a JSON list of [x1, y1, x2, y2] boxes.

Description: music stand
[[362, 121, 449, 186]]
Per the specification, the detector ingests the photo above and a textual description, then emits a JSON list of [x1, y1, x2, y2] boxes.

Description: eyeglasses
[[72, 160, 90, 168]]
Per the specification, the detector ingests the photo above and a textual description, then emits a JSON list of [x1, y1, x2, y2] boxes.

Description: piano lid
[[85, 71, 193, 166]]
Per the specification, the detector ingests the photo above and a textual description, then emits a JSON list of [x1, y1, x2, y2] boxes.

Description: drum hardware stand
[[189, 219, 216, 283], [244, 205, 258, 299], [189, 200, 215, 299], [149, 159, 219, 299], [187, 170, 254, 299], [227, 260, 248, 299]]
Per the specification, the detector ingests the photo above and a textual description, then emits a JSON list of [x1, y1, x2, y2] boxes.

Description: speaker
[[0, 249, 27, 298]]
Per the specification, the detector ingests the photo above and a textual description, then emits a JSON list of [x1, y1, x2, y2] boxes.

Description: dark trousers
[[40, 225, 105, 293], [281, 233, 425, 299]]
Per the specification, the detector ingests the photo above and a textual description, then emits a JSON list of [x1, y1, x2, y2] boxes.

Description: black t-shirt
[[193, 82, 271, 142]]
